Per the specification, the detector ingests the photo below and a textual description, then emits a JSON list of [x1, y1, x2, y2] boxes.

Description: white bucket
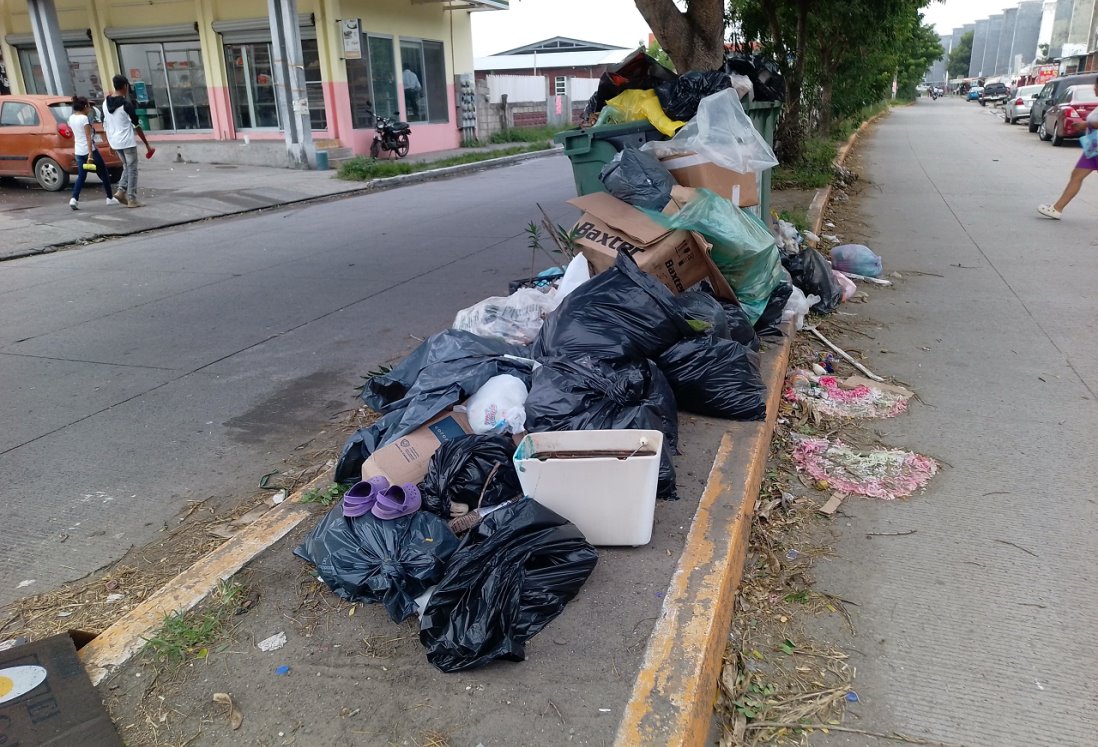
[[513, 430, 663, 546]]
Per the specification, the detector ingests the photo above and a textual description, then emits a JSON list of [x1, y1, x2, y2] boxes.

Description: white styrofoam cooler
[[513, 429, 663, 546]]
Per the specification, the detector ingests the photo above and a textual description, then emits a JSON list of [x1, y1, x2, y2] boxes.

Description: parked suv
[[979, 82, 1009, 106], [1029, 72, 1098, 133]]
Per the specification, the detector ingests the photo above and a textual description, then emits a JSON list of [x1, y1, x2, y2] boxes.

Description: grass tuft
[[337, 144, 548, 181], [299, 483, 350, 507], [143, 580, 245, 664], [485, 125, 568, 145]]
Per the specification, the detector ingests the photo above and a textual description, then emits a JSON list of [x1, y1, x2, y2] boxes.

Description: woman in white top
[[68, 96, 119, 210], [1038, 79, 1098, 219]]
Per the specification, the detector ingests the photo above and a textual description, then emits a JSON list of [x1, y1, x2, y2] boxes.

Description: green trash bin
[[555, 100, 782, 218]]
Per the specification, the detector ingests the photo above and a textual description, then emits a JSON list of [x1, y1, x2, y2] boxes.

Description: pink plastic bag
[[832, 270, 856, 302]]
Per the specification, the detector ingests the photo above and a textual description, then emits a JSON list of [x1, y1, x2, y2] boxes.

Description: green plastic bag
[[654, 189, 784, 323]]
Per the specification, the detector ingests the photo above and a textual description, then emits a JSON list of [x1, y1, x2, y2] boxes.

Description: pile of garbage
[[295, 57, 884, 674]]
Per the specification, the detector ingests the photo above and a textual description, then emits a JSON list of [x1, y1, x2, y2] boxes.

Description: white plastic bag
[[640, 89, 778, 173], [453, 288, 558, 345], [832, 270, 857, 302], [556, 255, 591, 301], [781, 286, 822, 331], [466, 374, 528, 435]]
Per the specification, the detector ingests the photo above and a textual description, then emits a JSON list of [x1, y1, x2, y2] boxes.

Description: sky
[[921, 0, 1027, 34], [471, 0, 652, 57]]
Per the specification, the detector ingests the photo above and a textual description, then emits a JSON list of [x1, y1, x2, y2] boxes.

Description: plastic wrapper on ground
[[657, 335, 767, 420], [336, 330, 535, 483], [524, 356, 679, 500], [419, 499, 599, 672], [419, 434, 523, 519], [293, 506, 459, 623], [598, 147, 675, 210]]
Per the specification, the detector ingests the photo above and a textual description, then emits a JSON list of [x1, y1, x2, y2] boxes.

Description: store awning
[[6, 29, 91, 46]]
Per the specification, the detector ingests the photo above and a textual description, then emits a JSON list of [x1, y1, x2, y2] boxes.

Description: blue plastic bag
[[653, 189, 783, 323], [1082, 129, 1098, 159], [830, 244, 883, 278]]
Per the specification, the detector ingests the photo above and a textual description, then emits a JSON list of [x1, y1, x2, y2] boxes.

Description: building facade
[[0, 0, 508, 161]]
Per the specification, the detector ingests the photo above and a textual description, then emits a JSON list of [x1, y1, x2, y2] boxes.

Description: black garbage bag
[[655, 71, 733, 121], [583, 50, 678, 118], [676, 290, 730, 338], [781, 248, 842, 314], [419, 499, 599, 673], [533, 251, 691, 364], [724, 54, 786, 102], [335, 330, 536, 483], [294, 506, 459, 623], [754, 282, 793, 337], [524, 356, 679, 500], [419, 435, 523, 518], [722, 300, 761, 351], [657, 335, 767, 420], [599, 148, 675, 210]]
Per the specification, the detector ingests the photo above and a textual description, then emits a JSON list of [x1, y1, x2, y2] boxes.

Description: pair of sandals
[[342, 476, 421, 520]]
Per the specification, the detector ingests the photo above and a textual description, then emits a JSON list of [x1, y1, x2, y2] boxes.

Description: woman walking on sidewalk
[[1038, 80, 1098, 220], [68, 96, 119, 210]]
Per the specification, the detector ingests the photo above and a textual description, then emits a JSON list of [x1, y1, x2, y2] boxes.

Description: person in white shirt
[[1039, 78, 1098, 219], [68, 96, 119, 209], [103, 74, 156, 207], [402, 63, 422, 118]]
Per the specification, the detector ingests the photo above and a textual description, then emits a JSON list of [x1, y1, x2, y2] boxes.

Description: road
[[812, 97, 1098, 746], [0, 156, 579, 606]]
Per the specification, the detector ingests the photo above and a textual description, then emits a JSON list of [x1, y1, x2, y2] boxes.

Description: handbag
[[1081, 129, 1098, 159]]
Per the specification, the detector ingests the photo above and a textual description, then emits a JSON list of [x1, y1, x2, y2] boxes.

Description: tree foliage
[[947, 30, 974, 79]]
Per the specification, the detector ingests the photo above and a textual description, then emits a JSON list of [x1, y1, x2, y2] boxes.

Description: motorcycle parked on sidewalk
[[370, 116, 411, 159]]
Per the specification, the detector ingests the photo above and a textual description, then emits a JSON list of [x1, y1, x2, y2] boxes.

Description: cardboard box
[[0, 631, 123, 746], [660, 153, 759, 208], [361, 409, 474, 486], [568, 190, 736, 300]]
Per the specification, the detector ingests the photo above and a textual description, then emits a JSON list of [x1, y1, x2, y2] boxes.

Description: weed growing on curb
[[336, 144, 548, 181], [299, 483, 350, 507], [143, 580, 245, 664]]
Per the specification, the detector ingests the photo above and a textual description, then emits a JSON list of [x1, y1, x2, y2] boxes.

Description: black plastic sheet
[[419, 499, 598, 673], [533, 252, 691, 365], [724, 54, 786, 102], [524, 356, 679, 500], [599, 148, 675, 210], [753, 282, 792, 337], [419, 435, 523, 518], [294, 506, 459, 623], [657, 335, 767, 420], [335, 330, 536, 483], [656, 71, 733, 121], [722, 300, 761, 351], [781, 248, 842, 314]]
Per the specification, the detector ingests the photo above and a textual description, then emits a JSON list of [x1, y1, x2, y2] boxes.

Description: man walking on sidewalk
[[104, 75, 156, 208]]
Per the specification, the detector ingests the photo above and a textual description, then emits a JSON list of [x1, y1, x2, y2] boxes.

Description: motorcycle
[[370, 116, 411, 159]]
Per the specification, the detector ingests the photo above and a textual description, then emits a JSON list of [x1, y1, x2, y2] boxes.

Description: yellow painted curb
[[615, 108, 886, 746], [79, 475, 328, 686]]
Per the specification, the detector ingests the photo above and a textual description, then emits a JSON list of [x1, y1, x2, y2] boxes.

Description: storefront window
[[347, 34, 397, 128], [225, 40, 326, 131], [17, 46, 101, 100], [399, 38, 447, 124], [117, 41, 209, 131]]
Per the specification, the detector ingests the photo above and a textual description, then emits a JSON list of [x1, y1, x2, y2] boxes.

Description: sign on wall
[[341, 19, 362, 60]]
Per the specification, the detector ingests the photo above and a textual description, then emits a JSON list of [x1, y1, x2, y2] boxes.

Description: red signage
[[1036, 65, 1058, 83]]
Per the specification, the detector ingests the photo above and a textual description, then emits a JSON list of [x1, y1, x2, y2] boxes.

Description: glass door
[[225, 43, 280, 129]]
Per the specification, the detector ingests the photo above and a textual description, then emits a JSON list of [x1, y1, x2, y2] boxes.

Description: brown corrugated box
[[361, 409, 474, 486], [659, 152, 759, 207]]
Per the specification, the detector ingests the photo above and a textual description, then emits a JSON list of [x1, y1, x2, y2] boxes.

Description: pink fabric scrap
[[784, 372, 909, 419], [792, 437, 938, 500]]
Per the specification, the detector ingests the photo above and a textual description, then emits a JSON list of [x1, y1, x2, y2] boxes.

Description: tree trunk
[[776, 0, 810, 163], [818, 47, 835, 134], [634, 0, 726, 72]]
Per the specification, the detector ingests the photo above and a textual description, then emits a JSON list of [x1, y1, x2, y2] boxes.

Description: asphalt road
[[0, 156, 582, 606], [811, 97, 1098, 746]]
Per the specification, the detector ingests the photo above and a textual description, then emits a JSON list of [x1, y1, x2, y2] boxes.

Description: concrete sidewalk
[[0, 142, 552, 261]]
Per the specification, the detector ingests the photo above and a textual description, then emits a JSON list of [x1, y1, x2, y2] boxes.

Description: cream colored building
[[1, 0, 507, 161]]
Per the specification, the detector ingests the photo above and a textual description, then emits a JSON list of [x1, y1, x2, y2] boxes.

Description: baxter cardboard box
[[361, 409, 474, 486], [659, 152, 759, 208], [0, 630, 123, 746], [568, 189, 736, 300]]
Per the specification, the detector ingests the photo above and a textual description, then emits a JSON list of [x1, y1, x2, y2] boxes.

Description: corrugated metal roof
[[474, 49, 632, 71]]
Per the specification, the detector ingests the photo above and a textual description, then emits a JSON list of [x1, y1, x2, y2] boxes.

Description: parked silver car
[[1003, 85, 1043, 124]]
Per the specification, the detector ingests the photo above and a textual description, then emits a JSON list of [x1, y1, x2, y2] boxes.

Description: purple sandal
[[371, 483, 422, 520], [342, 476, 390, 518]]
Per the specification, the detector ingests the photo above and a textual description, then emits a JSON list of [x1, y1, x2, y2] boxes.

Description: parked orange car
[[0, 94, 123, 191]]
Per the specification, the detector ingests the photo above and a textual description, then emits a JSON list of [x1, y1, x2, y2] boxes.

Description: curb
[[613, 109, 885, 746], [1, 147, 561, 264]]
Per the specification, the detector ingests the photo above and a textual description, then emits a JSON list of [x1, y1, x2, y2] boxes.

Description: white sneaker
[[69, 198, 78, 210], [106, 197, 120, 206], [1037, 204, 1062, 220]]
